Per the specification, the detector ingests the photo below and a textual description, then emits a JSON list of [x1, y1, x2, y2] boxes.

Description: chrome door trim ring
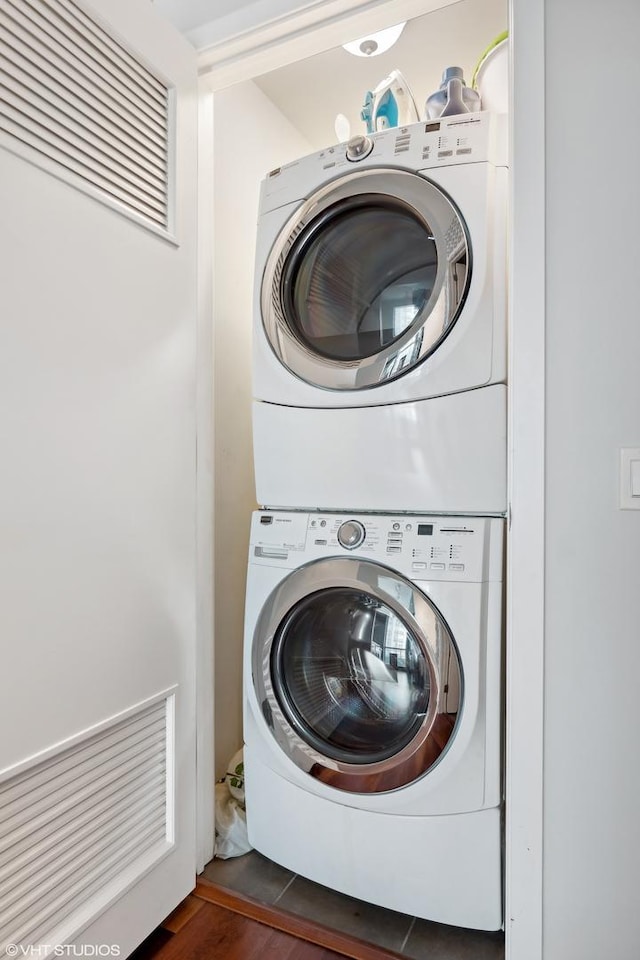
[[252, 557, 463, 794], [261, 168, 471, 390]]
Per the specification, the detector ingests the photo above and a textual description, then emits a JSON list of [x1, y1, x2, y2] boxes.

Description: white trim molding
[[197, 0, 458, 89], [505, 0, 545, 958], [195, 83, 216, 873]]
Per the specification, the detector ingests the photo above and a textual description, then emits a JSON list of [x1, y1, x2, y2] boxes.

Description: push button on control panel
[[386, 521, 403, 554]]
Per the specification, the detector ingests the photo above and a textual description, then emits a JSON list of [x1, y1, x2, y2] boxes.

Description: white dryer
[[243, 510, 504, 930], [252, 114, 508, 514]]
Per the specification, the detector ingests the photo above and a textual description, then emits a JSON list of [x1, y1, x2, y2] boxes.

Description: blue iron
[[361, 70, 419, 134]]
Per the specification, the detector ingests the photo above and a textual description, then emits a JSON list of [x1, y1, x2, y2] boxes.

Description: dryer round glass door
[[261, 168, 470, 391], [252, 557, 462, 793]]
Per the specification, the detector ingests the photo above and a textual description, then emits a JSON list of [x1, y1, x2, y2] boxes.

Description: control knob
[[346, 135, 374, 162], [337, 519, 366, 550]]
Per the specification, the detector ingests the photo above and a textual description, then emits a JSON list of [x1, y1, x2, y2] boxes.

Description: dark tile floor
[[202, 850, 504, 960]]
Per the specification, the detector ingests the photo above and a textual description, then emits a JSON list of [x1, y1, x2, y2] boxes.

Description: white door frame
[[504, 1, 545, 958], [196, 87, 216, 873], [197, 1, 546, 956]]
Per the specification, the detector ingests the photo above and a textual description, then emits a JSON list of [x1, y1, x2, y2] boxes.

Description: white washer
[[243, 510, 504, 930], [253, 114, 508, 514]]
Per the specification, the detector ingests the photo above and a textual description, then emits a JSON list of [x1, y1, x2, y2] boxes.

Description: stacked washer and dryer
[[243, 112, 508, 931]]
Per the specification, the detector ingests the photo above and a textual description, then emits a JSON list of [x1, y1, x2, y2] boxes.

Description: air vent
[[0, 694, 173, 950], [0, 0, 172, 231]]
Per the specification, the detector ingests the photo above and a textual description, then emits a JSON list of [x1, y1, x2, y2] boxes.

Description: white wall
[[542, 0, 640, 955], [212, 81, 311, 778]]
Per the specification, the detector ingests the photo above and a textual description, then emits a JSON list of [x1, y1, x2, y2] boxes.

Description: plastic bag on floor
[[214, 749, 252, 859]]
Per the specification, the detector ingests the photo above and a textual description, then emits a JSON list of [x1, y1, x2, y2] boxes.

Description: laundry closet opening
[[208, 0, 509, 943]]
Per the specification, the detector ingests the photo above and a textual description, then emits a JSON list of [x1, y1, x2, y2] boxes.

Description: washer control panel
[[250, 511, 504, 582]]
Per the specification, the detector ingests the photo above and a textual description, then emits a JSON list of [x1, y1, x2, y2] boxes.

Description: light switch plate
[[620, 447, 640, 509]]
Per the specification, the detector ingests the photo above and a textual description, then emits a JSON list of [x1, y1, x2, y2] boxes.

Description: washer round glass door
[[253, 557, 462, 793], [261, 168, 470, 390]]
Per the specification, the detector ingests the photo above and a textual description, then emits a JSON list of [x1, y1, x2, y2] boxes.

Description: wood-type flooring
[[128, 879, 408, 960]]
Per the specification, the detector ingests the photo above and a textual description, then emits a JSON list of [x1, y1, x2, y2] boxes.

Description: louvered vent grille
[[0, 696, 171, 950], [0, 0, 171, 229]]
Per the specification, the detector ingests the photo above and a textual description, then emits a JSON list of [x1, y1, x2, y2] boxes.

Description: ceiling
[[152, 0, 308, 46], [153, 0, 256, 33], [253, 0, 507, 149]]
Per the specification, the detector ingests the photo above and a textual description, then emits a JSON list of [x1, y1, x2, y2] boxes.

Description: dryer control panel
[[250, 511, 503, 583], [260, 113, 508, 215]]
